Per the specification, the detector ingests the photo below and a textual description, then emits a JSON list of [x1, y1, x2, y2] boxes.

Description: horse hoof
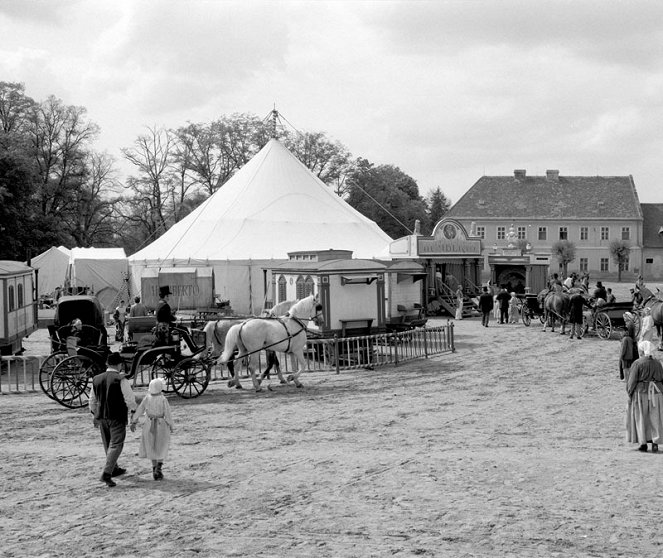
[[295, 382, 303, 388], [235, 385, 243, 390], [280, 380, 287, 384], [227, 381, 234, 388]]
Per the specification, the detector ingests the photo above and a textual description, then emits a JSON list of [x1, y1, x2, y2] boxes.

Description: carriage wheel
[[596, 312, 612, 340], [171, 357, 211, 398], [39, 352, 68, 399], [49, 355, 99, 409], [150, 354, 176, 393]]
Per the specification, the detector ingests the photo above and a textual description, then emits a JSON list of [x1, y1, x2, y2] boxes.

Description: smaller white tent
[[67, 248, 129, 310], [30, 246, 71, 296]]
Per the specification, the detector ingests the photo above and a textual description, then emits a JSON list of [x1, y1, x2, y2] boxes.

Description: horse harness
[[237, 315, 309, 355]]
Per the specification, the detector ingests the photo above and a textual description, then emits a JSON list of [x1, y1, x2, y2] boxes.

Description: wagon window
[[17, 284, 23, 307], [304, 276, 314, 297], [8, 285, 15, 311], [277, 275, 287, 302], [296, 275, 305, 299]]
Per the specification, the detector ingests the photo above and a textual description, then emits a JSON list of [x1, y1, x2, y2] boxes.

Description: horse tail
[[220, 324, 241, 364], [203, 321, 216, 353]]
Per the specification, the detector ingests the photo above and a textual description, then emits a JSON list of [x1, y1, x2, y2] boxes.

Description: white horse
[[219, 294, 324, 391], [203, 319, 285, 386]]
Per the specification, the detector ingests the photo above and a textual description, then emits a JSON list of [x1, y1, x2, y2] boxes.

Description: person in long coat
[[626, 341, 663, 453], [620, 325, 639, 381], [478, 286, 494, 327], [568, 289, 588, 340], [130, 378, 174, 480]]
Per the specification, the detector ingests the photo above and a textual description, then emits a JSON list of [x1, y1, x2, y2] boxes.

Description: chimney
[[546, 169, 560, 180], [514, 169, 526, 179]]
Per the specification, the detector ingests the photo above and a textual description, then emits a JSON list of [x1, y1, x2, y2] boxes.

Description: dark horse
[[641, 291, 663, 350], [539, 287, 571, 334]]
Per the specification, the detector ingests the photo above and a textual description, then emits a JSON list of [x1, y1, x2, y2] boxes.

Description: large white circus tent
[[129, 139, 392, 314]]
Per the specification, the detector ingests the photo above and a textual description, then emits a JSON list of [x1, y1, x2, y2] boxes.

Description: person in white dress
[[130, 378, 174, 480]]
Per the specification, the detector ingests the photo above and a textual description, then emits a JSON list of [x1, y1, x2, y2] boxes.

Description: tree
[[426, 187, 451, 233], [121, 126, 175, 238], [609, 239, 631, 282], [346, 159, 429, 239], [283, 131, 354, 195], [551, 240, 576, 277]]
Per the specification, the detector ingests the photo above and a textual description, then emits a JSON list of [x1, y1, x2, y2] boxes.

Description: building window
[[296, 275, 306, 299], [497, 226, 506, 240], [622, 227, 630, 241], [278, 275, 287, 302], [579, 258, 588, 272], [646, 258, 654, 264], [580, 227, 588, 241], [559, 227, 568, 240], [8, 285, 15, 311], [517, 226, 526, 239], [600, 258, 609, 272], [476, 226, 485, 239], [538, 227, 547, 241], [601, 226, 609, 241], [304, 276, 315, 297], [623, 255, 629, 271], [17, 284, 24, 307]]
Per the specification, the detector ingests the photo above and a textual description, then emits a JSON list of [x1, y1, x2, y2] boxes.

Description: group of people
[[89, 351, 175, 487]]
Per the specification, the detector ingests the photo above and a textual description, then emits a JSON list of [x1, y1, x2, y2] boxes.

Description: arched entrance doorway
[[495, 267, 526, 294]]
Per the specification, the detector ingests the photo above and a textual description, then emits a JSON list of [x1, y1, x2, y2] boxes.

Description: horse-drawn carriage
[[519, 294, 547, 326], [40, 295, 214, 408], [582, 301, 639, 340]]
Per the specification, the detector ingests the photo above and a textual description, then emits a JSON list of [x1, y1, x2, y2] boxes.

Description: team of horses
[[202, 294, 324, 392], [537, 285, 663, 345]]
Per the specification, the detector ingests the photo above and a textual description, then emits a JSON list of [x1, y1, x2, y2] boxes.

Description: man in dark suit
[[89, 352, 137, 487], [478, 286, 494, 327]]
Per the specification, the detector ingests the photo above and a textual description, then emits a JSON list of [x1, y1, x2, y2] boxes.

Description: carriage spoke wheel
[[521, 304, 531, 327], [49, 355, 98, 409], [596, 312, 612, 340], [150, 355, 176, 393], [39, 352, 68, 399], [171, 358, 211, 398], [632, 314, 642, 339]]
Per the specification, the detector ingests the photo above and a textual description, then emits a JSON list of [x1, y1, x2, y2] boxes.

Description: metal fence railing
[[1, 323, 454, 395]]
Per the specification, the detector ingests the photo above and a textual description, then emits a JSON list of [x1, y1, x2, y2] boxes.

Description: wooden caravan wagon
[[0, 261, 38, 355]]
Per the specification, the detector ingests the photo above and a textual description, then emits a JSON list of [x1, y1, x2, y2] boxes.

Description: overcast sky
[[2, 0, 662, 204]]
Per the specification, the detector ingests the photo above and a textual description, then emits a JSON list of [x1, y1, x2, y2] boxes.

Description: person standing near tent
[[155, 286, 177, 345], [114, 300, 127, 342], [129, 296, 147, 318]]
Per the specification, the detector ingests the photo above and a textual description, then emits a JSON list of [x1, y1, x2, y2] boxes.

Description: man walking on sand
[[479, 286, 494, 327], [89, 352, 137, 487]]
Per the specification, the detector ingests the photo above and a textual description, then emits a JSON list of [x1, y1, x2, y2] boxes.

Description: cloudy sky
[[2, 0, 662, 204]]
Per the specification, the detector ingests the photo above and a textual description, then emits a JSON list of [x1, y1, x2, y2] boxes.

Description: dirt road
[[2, 308, 663, 557]]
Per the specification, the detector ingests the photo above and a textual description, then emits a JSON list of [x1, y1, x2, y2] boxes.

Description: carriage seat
[[396, 303, 427, 327]]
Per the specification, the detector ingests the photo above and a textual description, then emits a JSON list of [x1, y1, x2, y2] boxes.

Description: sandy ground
[[3, 282, 663, 557]]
